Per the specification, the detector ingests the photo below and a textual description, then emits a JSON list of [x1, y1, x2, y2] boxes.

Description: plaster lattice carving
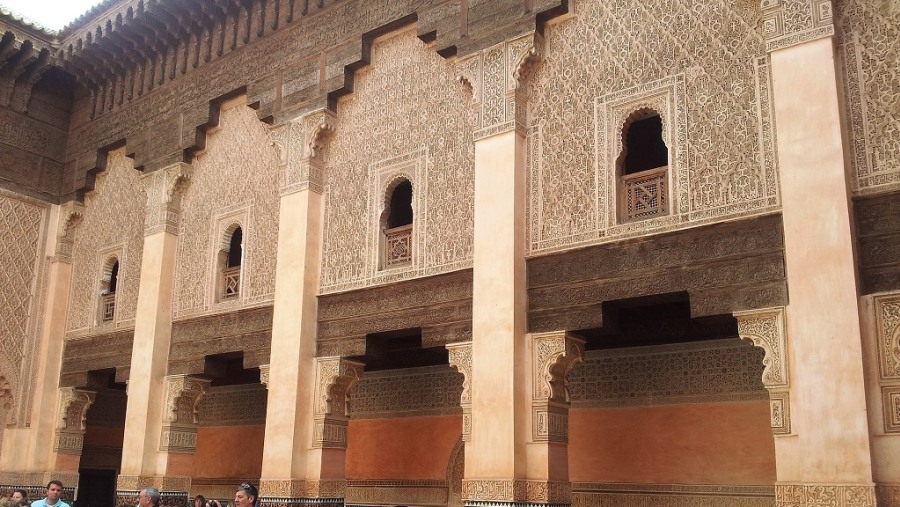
[[55, 387, 96, 454], [312, 357, 363, 448], [320, 29, 474, 293], [735, 307, 792, 434], [0, 191, 47, 426], [525, 0, 779, 255], [67, 150, 144, 335], [350, 365, 463, 419], [345, 480, 449, 506], [197, 384, 268, 427], [569, 339, 768, 407], [174, 104, 281, 318], [446, 341, 473, 441], [775, 484, 875, 507], [837, 0, 900, 193]]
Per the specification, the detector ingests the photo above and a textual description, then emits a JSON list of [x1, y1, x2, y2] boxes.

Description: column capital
[[140, 162, 193, 236], [271, 108, 336, 196], [530, 331, 584, 445], [457, 31, 543, 140], [55, 387, 96, 455], [761, 0, 834, 53], [447, 341, 473, 441], [160, 374, 210, 453], [735, 307, 792, 435], [51, 201, 87, 263], [312, 357, 364, 448]]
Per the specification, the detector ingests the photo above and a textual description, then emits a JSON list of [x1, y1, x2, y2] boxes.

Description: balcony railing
[[384, 224, 413, 268], [100, 293, 116, 322], [223, 266, 241, 299], [622, 166, 668, 222]]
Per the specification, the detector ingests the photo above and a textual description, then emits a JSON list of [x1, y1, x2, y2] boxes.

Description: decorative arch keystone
[[312, 357, 364, 448], [735, 307, 792, 435], [446, 341, 473, 441], [530, 331, 585, 443], [55, 387, 96, 454]]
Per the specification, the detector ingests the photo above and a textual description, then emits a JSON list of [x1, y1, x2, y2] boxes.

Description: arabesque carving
[[837, 1, 900, 194], [66, 150, 144, 334], [762, 0, 835, 52], [446, 342, 473, 441], [312, 357, 363, 448], [160, 375, 210, 453], [141, 162, 193, 236], [775, 484, 875, 507], [54, 201, 86, 262], [874, 293, 900, 434], [55, 387, 96, 454], [259, 478, 346, 506], [320, 29, 474, 294], [273, 108, 337, 196], [462, 479, 570, 504]]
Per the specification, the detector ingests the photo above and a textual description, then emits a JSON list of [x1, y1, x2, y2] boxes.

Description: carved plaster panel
[[67, 150, 144, 335], [271, 109, 336, 196], [572, 483, 775, 507], [838, 1, 900, 194], [0, 189, 48, 428], [313, 357, 363, 448], [350, 365, 463, 420], [775, 484, 875, 507], [762, 0, 835, 52], [320, 29, 474, 294], [875, 293, 900, 433], [141, 161, 192, 236], [462, 480, 570, 504], [345, 480, 449, 506], [526, 0, 778, 255], [530, 331, 584, 443], [174, 104, 280, 318], [258, 479, 346, 501], [197, 384, 268, 427], [735, 307, 792, 434]]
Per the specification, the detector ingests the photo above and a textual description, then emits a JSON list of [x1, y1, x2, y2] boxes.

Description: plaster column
[[116, 162, 193, 505], [458, 32, 571, 507], [766, 1, 875, 503], [258, 110, 349, 507], [0, 203, 83, 491]]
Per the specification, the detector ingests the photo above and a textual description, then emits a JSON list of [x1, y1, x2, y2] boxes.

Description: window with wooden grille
[[99, 258, 119, 323], [220, 226, 242, 300], [382, 179, 413, 268], [619, 112, 670, 222]]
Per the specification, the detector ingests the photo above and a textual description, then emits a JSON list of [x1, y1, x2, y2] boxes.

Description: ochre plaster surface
[[568, 403, 776, 484], [346, 416, 461, 480], [194, 425, 266, 479]]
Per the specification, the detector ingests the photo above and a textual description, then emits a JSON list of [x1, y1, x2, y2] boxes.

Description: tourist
[[137, 488, 160, 507], [10, 490, 27, 505], [193, 495, 206, 507], [233, 483, 257, 507], [30, 481, 69, 507]]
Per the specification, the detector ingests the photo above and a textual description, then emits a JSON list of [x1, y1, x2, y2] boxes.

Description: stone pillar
[[457, 32, 570, 507], [764, 0, 875, 503], [117, 162, 193, 506], [0, 202, 83, 490], [259, 109, 348, 507]]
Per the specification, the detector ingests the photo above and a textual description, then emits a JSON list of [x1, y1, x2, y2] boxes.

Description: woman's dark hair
[[193, 495, 206, 506], [12, 490, 27, 501]]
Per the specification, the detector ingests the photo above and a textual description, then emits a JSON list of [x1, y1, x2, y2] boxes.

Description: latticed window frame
[[222, 265, 241, 299], [383, 224, 413, 268], [100, 292, 116, 322], [621, 165, 669, 222]]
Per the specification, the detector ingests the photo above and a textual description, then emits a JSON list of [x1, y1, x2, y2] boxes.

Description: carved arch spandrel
[[271, 108, 337, 195], [55, 387, 96, 454], [734, 306, 792, 435], [314, 357, 364, 417], [446, 341, 472, 442], [163, 374, 211, 425], [530, 331, 585, 443]]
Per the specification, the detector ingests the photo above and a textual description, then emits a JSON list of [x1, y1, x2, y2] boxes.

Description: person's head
[[193, 495, 206, 507], [138, 487, 160, 507], [46, 481, 63, 503], [233, 483, 257, 507], [10, 490, 26, 503]]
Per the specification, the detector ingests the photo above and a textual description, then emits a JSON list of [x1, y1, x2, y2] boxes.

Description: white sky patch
[[0, 0, 105, 31]]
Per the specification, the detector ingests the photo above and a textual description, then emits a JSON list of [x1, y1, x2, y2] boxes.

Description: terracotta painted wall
[[83, 425, 124, 447], [569, 402, 776, 484], [194, 425, 265, 479], [347, 416, 462, 480]]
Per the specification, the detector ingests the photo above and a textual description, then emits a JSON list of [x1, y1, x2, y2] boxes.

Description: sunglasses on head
[[239, 483, 257, 495]]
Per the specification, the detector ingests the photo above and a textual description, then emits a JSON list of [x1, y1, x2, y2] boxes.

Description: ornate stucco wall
[[174, 103, 281, 318], [320, 28, 475, 293], [526, 0, 778, 255], [836, 0, 900, 194], [0, 190, 49, 428], [66, 149, 144, 335]]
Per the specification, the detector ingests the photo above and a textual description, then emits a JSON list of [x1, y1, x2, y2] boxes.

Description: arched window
[[618, 111, 670, 222], [382, 179, 413, 268], [219, 226, 243, 300], [99, 258, 119, 323]]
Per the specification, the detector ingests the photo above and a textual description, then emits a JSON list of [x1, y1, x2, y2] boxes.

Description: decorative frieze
[[462, 480, 570, 505], [447, 342, 473, 441], [572, 482, 775, 507], [259, 478, 345, 507], [775, 484, 875, 507], [345, 480, 449, 506], [55, 387, 96, 454], [140, 162, 192, 236], [350, 365, 463, 419]]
